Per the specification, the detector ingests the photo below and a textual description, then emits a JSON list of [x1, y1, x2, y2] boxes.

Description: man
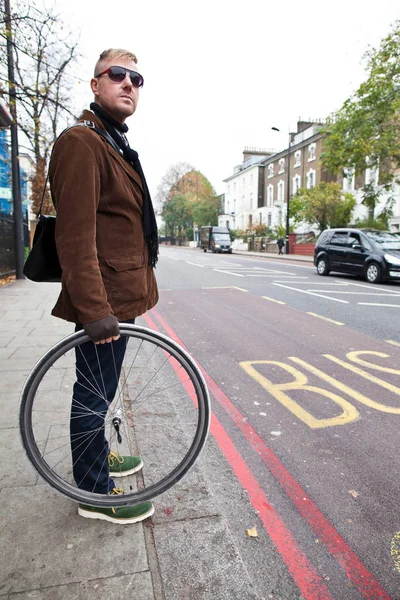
[[277, 237, 285, 255], [49, 49, 159, 524]]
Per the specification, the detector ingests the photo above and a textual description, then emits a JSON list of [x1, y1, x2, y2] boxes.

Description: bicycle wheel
[[19, 324, 210, 507]]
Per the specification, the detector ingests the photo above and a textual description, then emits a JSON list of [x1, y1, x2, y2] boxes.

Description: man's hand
[[83, 315, 120, 344]]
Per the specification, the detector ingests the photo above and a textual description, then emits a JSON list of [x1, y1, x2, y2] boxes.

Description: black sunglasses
[[95, 66, 144, 88]]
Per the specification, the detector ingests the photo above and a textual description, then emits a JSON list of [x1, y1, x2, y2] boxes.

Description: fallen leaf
[[348, 490, 359, 499], [246, 526, 258, 537]]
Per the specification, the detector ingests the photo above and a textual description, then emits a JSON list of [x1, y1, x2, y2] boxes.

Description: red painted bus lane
[[147, 309, 391, 600]]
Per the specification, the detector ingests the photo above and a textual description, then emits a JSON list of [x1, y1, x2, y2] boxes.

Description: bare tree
[[155, 161, 194, 210], [0, 0, 80, 214]]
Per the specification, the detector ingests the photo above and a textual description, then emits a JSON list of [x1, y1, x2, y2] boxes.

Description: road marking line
[[291, 356, 400, 414], [148, 310, 391, 600], [391, 532, 400, 574], [201, 286, 248, 292], [185, 261, 204, 267], [262, 296, 286, 304], [248, 274, 308, 278], [346, 281, 400, 294], [273, 282, 349, 303], [213, 269, 244, 277], [386, 340, 400, 347], [307, 312, 344, 325], [324, 354, 400, 402], [358, 302, 400, 307], [166, 256, 180, 260], [158, 289, 172, 292], [310, 291, 400, 296]]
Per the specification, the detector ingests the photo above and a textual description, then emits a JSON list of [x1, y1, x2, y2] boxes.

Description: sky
[[46, 0, 399, 202]]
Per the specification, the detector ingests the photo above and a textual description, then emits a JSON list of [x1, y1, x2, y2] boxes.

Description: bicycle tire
[[19, 324, 210, 507]]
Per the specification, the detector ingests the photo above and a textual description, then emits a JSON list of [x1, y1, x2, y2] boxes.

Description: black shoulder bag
[[23, 121, 122, 282]]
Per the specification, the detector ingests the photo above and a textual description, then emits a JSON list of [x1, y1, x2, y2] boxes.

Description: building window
[[293, 174, 301, 194], [242, 177, 245, 187], [268, 164, 274, 178], [307, 169, 316, 189], [343, 167, 355, 191], [250, 174, 253, 185], [278, 158, 285, 174], [259, 212, 262, 224], [365, 166, 378, 186], [249, 214, 253, 227], [267, 213, 272, 226], [233, 199, 236, 214], [249, 192, 253, 210], [277, 180, 284, 203], [234, 182, 236, 192], [226, 220, 229, 228], [308, 143, 316, 161], [267, 184, 273, 207], [294, 150, 301, 167]]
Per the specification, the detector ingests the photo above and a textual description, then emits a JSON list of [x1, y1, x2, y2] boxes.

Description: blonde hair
[[94, 49, 138, 76]]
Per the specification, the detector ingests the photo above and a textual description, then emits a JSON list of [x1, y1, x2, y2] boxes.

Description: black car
[[314, 228, 400, 283]]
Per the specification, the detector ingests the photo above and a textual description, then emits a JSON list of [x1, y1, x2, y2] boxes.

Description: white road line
[[343, 281, 400, 294], [248, 274, 308, 278], [186, 261, 205, 268], [387, 340, 400, 347], [213, 269, 245, 277], [307, 291, 400, 296], [167, 257, 180, 260], [262, 296, 286, 305], [358, 302, 400, 307], [273, 282, 349, 303], [282, 281, 345, 285], [252, 267, 296, 274]]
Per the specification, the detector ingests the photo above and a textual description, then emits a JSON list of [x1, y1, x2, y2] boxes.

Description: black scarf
[[90, 102, 158, 267]]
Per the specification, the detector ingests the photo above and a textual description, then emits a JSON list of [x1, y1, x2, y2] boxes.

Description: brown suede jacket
[[49, 110, 158, 324]]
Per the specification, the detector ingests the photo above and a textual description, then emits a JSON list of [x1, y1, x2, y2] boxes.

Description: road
[[142, 246, 400, 600]]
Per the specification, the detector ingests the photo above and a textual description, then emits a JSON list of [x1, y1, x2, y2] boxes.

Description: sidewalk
[[232, 249, 314, 262], [0, 279, 259, 600]]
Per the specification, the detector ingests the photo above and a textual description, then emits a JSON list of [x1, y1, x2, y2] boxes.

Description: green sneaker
[[78, 488, 154, 524], [108, 450, 143, 477]]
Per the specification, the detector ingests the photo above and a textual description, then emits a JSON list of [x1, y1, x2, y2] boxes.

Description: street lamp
[[272, 127, 291, 254]]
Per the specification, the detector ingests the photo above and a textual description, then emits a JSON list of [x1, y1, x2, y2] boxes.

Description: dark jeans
[[71, 320, 134, 494]]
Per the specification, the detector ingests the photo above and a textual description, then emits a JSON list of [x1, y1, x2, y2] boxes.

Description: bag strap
[[37, 120, 123, 217]]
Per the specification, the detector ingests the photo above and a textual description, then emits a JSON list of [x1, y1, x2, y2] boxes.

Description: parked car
[[314, 228, 400, 283]]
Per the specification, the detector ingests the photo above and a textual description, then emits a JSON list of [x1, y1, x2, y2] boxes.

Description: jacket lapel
[[79, 109, 144, 192]]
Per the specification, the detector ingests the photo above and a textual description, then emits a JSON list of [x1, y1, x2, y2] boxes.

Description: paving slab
[[0, 487, 149, 596], [151, 462, 218, 525], [0, 369, 32, 393], [0, 310, 45, 322], [0, 393, 21, 429], [6, 335, 64, 348], [0, 427, 42, 489], [153, 515, 260, 600], [8, 572, 154, 600]]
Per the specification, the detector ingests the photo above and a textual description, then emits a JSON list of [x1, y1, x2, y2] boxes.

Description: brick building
[[220, 119, 400, 233]]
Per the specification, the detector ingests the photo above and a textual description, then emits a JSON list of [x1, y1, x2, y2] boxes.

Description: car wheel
[[316, 257, 330, 276], [203, 248, 207, 253], [366, 262, 382, 284]]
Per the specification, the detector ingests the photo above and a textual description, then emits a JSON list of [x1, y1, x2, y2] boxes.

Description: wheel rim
[[19, 325, 210, 507], [317, 259, 326, 274], [367, 264, 379, 282]]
